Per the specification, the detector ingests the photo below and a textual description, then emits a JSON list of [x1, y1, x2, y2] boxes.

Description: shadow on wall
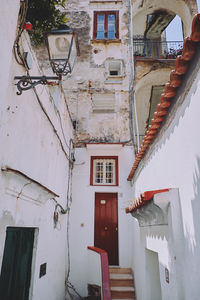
[[136, 49, 200, 180], [183, 156, 200, 298]]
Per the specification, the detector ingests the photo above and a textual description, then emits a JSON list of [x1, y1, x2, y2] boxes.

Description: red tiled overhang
[[125, 188, 169, 213], [127, 13, 200, 181]]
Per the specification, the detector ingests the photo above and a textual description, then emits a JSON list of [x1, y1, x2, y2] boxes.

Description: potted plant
[[168, 48, 176, 59]]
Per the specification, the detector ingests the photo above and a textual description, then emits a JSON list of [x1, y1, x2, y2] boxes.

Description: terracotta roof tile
[[125, 189, 169, 213], [127, 13, 200, 181]]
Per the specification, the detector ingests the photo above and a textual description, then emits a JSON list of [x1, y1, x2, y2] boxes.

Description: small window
[[108, 61, 122, 76], [90, 156, 118, 186], [93, 11, 119, 40]]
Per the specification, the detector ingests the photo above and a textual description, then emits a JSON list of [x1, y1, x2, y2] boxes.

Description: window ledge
[[105, 75, 123, 84], [104, 79, 123, 84], [92, 109, 116, 113], [91, 39, 121, 44], [87, 143, 123, 150], [91, 184, 118, 186]]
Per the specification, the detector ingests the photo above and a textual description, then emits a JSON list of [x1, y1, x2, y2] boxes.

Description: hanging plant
[[26, 0, 68, 46]]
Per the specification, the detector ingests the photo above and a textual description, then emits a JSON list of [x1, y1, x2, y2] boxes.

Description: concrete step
[[112, 299, 135, 300], [109, 267, 132, 274], [110, 274, 133, 280], [109, 267, 135, 299], [110, 286, 135, 299], [110, 273, 134, 287]]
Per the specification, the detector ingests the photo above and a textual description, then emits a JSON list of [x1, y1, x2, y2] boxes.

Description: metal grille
[[133, 39, 183, 59]]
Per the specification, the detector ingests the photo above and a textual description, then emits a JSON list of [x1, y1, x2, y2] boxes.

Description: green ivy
[[26, 0, 68, 46]]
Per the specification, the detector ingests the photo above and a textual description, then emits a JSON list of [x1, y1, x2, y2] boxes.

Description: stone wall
[[63, 0, 133, 144]]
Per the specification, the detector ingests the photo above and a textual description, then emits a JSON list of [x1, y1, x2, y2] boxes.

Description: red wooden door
[[94, 192, 119, 265]]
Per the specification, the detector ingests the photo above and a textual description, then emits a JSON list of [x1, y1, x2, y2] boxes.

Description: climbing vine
[[26, 0, 68, 45]]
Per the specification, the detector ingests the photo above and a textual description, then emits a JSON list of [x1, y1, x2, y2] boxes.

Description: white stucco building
[[0, 1, 74, 300], [0, 0, 200, 300], [126, 12, 200, 300]]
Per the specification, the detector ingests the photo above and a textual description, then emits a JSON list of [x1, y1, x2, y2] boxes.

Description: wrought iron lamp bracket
[[50, 60, 71, 77], [14, 76, 60, 95]]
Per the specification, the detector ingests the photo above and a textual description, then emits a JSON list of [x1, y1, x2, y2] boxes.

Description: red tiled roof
[[125, 189, 169, 213], [128, 13, 200, 181]]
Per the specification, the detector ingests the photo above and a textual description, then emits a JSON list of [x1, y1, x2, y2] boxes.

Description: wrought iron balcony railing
[[133, 39, 183, 59]]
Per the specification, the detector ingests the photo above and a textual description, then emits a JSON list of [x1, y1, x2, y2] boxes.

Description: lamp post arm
[[14, 76, 60, 95]]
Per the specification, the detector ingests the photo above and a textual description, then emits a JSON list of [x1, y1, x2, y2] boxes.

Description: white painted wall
[[0, 0, 20, 119], [69, 144, 134, 297], [88, 249, 102, 294], [0, 2, 74, 299], [145, 249, 162, 300], [130, 51, 200, 300]]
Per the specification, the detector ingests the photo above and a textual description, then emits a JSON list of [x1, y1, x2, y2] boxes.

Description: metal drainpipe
[[133, 90, 140, 152], [127, 0, 137, 153]]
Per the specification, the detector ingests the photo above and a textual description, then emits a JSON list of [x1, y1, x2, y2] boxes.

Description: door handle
[[116, 227, 118, 231], [104, 226, 108, 231]]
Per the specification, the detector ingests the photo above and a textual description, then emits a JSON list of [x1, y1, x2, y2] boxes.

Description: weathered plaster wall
[[129, 47, 200, 300], [63, 0, 133, 143]]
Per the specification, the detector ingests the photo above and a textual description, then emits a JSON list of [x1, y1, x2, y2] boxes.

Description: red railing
[[88, 246, 111, 300]]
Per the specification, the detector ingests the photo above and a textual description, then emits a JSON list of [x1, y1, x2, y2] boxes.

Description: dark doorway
[[0, 227, 35, 300], [94, 192, 119, 265]]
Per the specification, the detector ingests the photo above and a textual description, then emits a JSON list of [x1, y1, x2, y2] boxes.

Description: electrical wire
[[13, 4, 82, 297], [13, 0, 29, 67], [57, 109, 70, 150], [52, 139, 82, 298], [13, 2, 73, 160]]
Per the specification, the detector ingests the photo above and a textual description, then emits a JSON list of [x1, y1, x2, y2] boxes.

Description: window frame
[[108, 60, 123, 77], [93, 11, 119, 40], [90, 156, 119, 186]]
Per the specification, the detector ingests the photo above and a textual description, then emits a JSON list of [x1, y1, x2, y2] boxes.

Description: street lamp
[[47, 25, 78, 79], [14, 25, 79, 95]]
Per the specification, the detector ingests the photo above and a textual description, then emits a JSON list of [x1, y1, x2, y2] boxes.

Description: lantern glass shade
[[48, 34, 71, 60], [68, 35, 77, 72], [47, 25, 77, 76]]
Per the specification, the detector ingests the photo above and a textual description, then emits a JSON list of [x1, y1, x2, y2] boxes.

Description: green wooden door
[[0, 227, 35, 300]]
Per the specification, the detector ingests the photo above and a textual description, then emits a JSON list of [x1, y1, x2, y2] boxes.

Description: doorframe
[[28, 227, 39, 300], [0, 226, 39, 300], [94, 192, 119, 266]]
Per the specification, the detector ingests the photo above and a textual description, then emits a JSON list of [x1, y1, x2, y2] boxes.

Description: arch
[[134, 68, 172, 136], [132, 0, 195, 38]]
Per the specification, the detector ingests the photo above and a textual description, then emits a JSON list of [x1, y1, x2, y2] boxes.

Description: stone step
[[110, 286, 135, 299], [110, 271, 134, 287], [110, 278, 134, 287], [110, 274, 133, 287], [112, 298, 135, 300], [110, 273, 133, 280], [109, 267, 132, 274]]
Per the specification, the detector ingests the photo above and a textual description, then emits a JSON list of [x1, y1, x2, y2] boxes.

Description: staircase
[[109, 267, 135, 300]]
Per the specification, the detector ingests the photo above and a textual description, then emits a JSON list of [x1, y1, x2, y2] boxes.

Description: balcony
[[133, 39, 183, 60]]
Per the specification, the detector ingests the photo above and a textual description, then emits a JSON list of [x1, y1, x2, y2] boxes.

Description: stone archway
[[132, 0, 198, 38], [134, 68, 173, 141]]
